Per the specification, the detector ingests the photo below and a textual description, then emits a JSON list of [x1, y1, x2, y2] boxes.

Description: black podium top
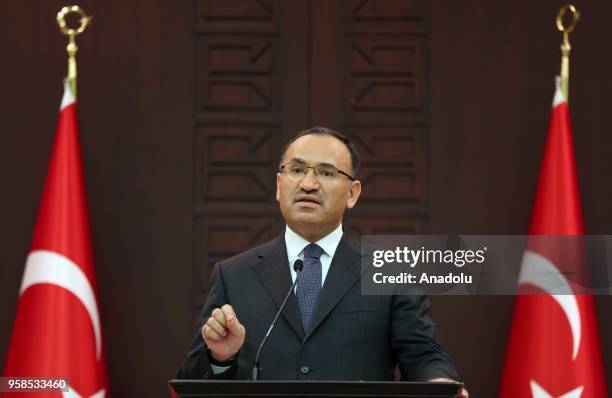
[[168, 380, 462, 398]]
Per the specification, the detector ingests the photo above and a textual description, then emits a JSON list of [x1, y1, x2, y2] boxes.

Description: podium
[[168, 380, 462, 398]]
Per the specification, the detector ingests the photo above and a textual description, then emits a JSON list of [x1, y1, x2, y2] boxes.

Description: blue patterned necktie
[[296, 243, 323, 333]]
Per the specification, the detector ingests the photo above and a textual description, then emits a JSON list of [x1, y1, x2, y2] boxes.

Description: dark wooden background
[[2, 1, 611, 397]]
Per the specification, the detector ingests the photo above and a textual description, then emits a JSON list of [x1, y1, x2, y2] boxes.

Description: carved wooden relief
[[194, 0, 284, 306], [193, 0, 430, 312], [341, 0, 430, 233]]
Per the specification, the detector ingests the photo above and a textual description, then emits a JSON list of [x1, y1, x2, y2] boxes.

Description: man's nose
[[299, 168, 320, 190]]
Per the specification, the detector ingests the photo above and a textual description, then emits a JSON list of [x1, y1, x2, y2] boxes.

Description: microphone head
[[293, 259, 304, 273]]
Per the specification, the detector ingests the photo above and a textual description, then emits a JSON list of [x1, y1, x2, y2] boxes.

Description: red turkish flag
[[499, 83, 607, 397], [2, 83, 109, 397]]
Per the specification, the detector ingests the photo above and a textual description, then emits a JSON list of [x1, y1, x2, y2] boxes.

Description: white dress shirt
[[284, 223, 343, 287]]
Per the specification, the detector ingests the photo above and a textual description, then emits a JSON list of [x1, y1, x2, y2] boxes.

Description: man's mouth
[[295, 195, 321, 205]]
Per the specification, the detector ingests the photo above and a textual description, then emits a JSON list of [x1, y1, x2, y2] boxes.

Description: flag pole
[[556, 4, 580, 103], [56, 5, 92, 99]]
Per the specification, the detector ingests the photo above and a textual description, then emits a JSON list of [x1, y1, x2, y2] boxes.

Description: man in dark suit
[[177, 127, 468, 396]]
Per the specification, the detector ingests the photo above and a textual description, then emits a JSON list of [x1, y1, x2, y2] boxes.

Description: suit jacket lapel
[[304, 234, 361, 342], [252, 235, 305, 340]]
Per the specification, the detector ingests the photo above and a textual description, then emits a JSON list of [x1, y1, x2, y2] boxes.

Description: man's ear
[[346, 180, 361, 209], [275, 173, 281, 202]]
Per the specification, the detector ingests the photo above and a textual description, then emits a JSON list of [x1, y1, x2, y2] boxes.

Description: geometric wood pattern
[[195, 126, 278, 202], [194, 0, 284, 311], [345, 126, 427, 201], [194, 215, 281, 307], [194, 0, 430, 314], [340, 0, 430, 232]]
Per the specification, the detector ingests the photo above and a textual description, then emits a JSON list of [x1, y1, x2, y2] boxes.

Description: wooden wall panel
[[345, 36, 428, 123], [193, 0, 290, 321], [310, 0, 430, 234], [348, 126, 427, 202], [196, 126, 278, 201]]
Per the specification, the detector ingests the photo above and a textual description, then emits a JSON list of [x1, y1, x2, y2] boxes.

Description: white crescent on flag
[[518, 250, 581, 360], [20, 250, 102, 360]]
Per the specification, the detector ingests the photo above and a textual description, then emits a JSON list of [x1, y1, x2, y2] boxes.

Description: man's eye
[[290, 167, 304, 174], [318, 169, 335, 177]]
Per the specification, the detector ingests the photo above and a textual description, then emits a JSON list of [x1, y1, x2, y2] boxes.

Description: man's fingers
[[207, 305, 244, 337], [226, 317, 245, 336], [202, 324, 222, 342], [206, 316, 227, 337], [211, 307, 226, 326], [221, 304, 235, 321], [220, 304, 244, 336]]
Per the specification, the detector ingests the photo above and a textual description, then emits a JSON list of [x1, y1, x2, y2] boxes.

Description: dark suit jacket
[[177, 233, 458, 381]]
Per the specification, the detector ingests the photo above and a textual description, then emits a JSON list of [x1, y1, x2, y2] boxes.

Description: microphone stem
[[252, 268, 302, 380]]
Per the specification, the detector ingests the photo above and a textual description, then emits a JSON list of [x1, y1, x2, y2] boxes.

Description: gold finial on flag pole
[[56, 6, 92, 99], [556, 4, 580, 103]]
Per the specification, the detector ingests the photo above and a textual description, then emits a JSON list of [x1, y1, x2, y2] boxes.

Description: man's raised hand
[[202, 304, 246, 362]]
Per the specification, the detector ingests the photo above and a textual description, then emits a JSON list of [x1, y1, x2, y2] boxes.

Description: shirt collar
[[285, 223, 344, 259]]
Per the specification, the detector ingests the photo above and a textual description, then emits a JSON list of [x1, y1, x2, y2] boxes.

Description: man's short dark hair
[[279, 127, 360, 176]]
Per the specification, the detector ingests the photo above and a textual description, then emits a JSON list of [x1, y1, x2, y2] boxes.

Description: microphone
[[252, 259, 304, 380]]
